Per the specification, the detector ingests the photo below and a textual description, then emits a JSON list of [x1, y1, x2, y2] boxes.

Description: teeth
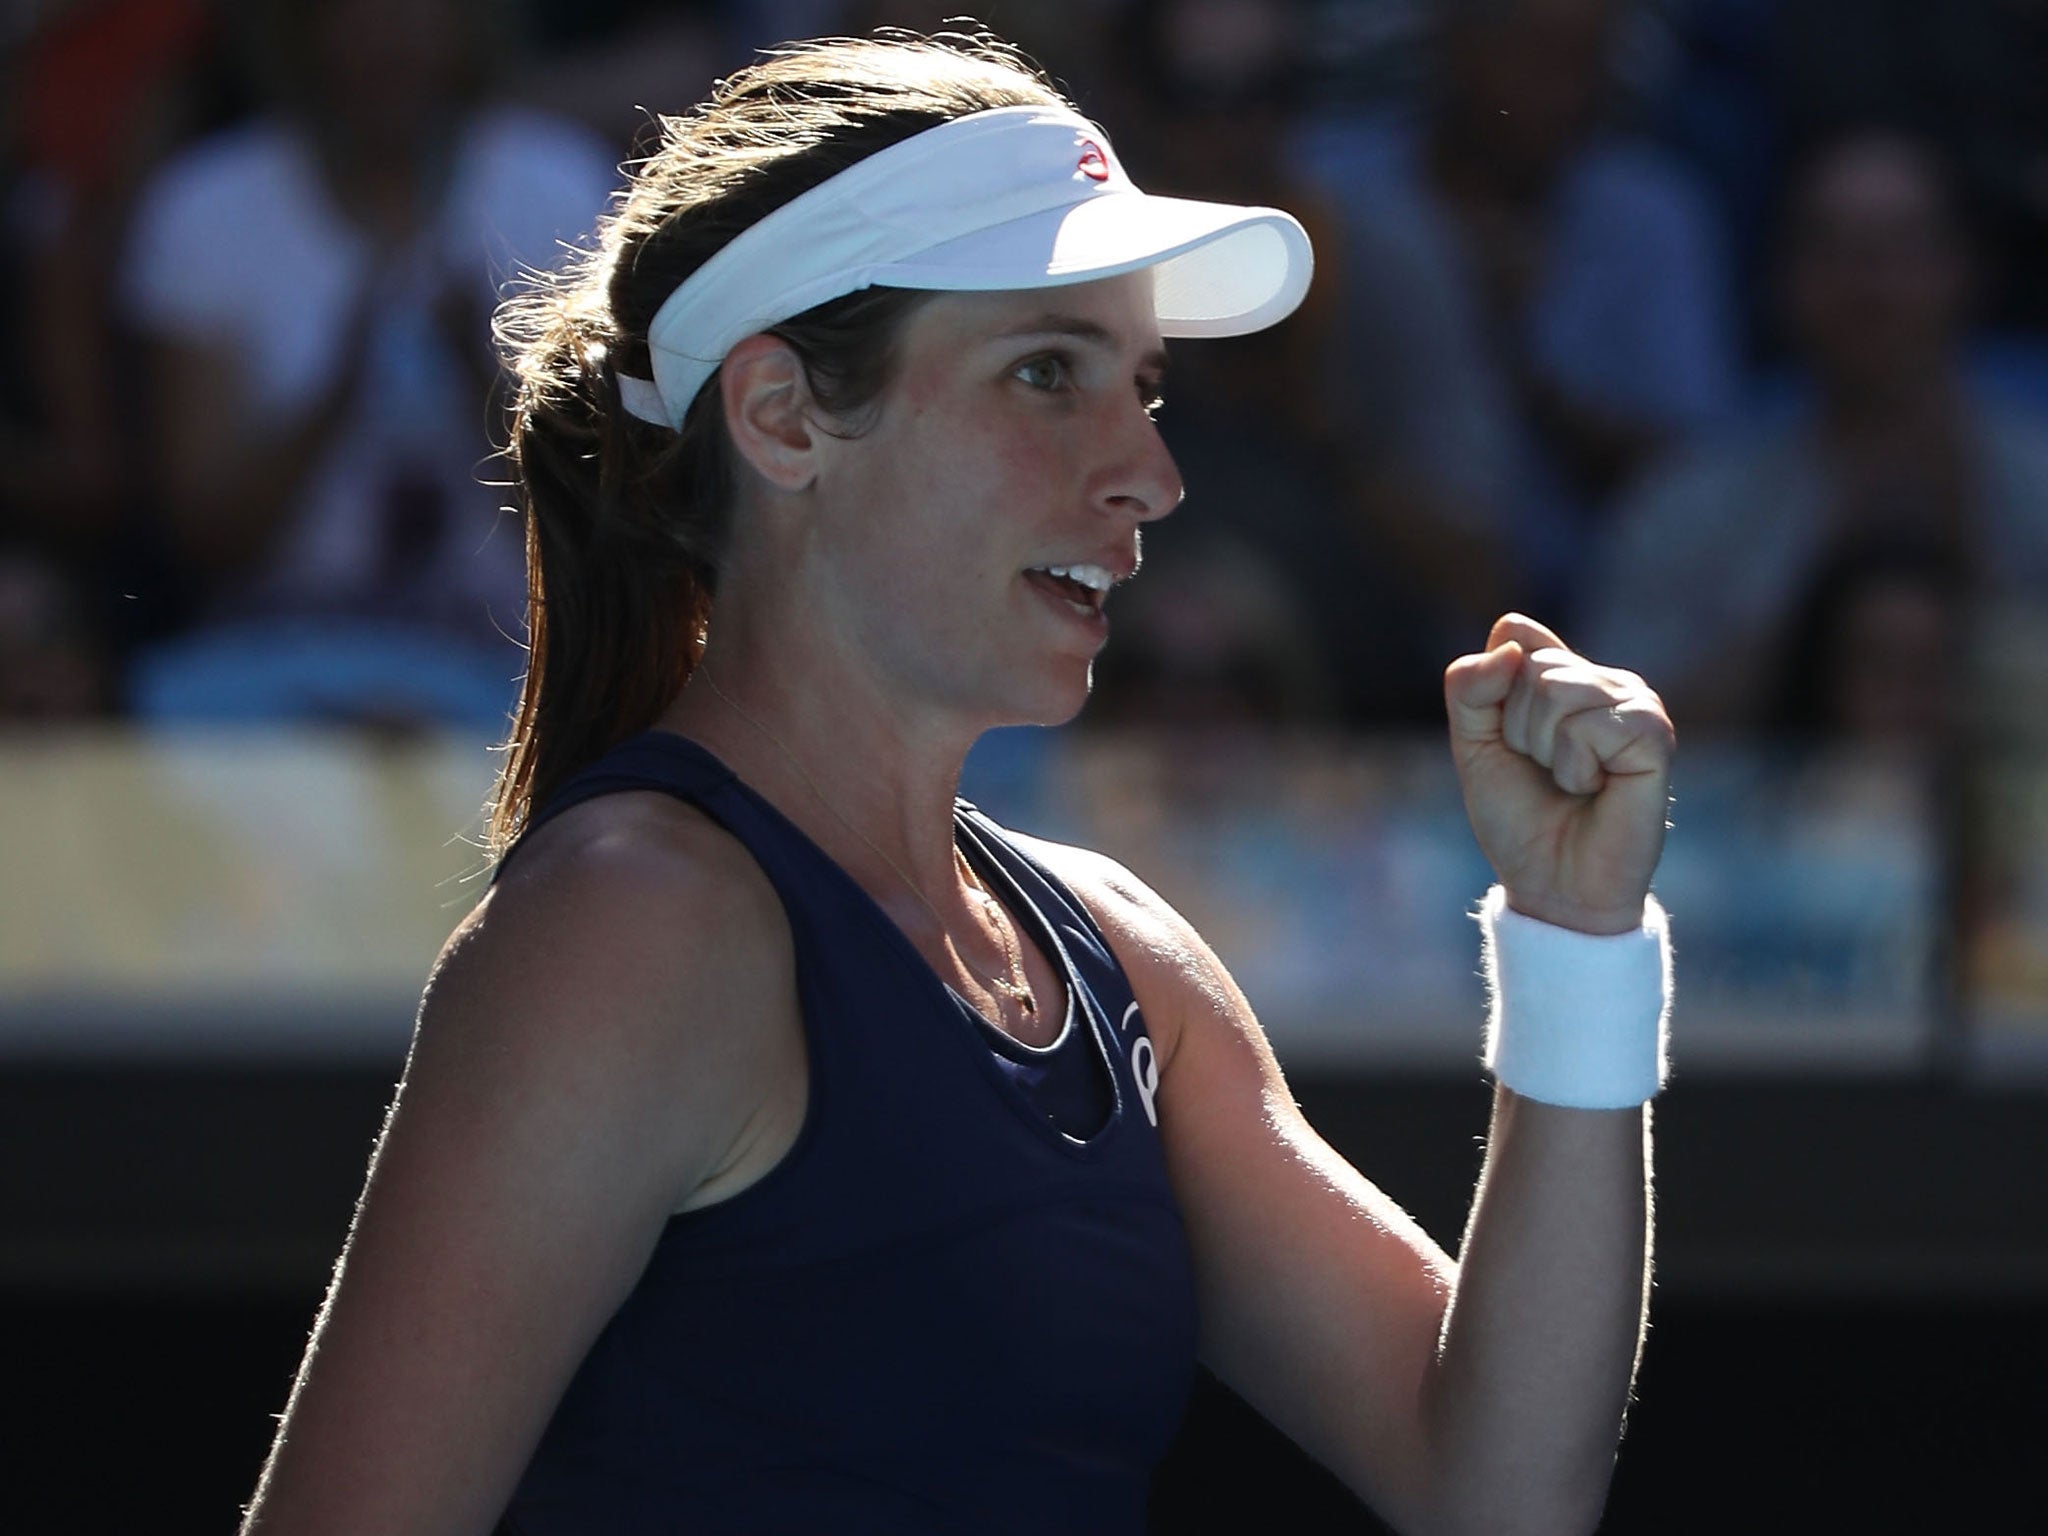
[[1041, 563, 1114, 592]]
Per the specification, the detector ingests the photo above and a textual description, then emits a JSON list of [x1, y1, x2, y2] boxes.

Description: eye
[[1138, 383, 1165, 421], [1012, 353, 1071, 392]]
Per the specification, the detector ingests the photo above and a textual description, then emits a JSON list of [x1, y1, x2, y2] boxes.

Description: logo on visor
[[1077, 141, 1110, 182]]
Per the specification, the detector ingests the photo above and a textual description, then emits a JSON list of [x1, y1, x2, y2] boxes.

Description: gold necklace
[[700, 671, 1037, 1018], [957, 852, 1036, 1016]]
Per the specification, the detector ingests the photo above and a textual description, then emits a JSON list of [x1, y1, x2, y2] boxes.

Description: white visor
[[616, 105, 1314, 429]]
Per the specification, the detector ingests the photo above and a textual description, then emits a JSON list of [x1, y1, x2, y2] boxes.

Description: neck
[[657, 627, 978, 915], [661, 639, 1048, 1025], [652, 516, 1052, 1032]]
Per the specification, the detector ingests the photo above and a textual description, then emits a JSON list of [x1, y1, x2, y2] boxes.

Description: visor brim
[[875, 191, 1314, 338]]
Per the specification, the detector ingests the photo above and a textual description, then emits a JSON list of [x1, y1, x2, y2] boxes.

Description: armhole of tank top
[[952, 813, 1081, 1040], [953, 807, 1126, 976], [962, 978, 1078, 1060], [954, 810, 1132, 1150]]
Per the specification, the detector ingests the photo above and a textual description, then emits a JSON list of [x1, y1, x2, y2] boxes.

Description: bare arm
[[240, 799, 802, 1535], [1423, 1090, 1648, 1532], [1028, 614, 1668, 1535]]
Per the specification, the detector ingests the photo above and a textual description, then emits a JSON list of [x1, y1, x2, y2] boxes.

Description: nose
[[1097, 404, 1185, 524]]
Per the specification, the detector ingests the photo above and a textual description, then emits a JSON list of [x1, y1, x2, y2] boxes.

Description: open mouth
[[1024, 562, 1114, 615]]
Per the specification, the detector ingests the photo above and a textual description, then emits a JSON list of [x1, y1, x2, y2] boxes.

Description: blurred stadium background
[[5, 1, 2048, 1529]]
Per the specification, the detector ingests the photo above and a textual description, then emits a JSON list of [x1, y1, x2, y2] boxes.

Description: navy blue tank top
[[496, 732, 1198, 1536]]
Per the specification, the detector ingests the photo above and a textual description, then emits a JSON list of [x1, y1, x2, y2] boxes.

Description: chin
[[1001, 661, 1095, 730]]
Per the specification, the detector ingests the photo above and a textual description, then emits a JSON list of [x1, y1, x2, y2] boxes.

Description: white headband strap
[[612, 104, 1312, 430], [616, 371, 669, 423]]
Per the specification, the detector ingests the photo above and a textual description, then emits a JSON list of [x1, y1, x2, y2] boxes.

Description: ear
[[719, 333, 819, 493]]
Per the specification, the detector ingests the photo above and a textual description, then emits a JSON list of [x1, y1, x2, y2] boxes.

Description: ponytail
[[484, 307, 727, 855]]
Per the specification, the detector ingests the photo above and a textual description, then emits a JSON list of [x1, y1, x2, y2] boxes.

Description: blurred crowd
[[6, 0, 2048, 761]]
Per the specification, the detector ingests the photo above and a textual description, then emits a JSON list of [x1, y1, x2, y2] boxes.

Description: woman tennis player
[[240, 32, 1673, 1536]]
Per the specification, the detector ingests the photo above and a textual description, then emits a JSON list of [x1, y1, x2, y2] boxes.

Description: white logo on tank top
[[1120, 1002, 1159, 1125], [1130, 1037, 1159, 1125]]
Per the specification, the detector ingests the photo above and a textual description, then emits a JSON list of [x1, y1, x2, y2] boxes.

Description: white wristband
[[1477, 886, 1671, 1109]]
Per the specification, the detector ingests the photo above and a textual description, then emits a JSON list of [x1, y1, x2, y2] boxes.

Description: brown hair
[[486, 32, 1068, 856]]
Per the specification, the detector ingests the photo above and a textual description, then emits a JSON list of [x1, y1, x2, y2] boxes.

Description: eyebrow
[[994, 314, 1170, 377]]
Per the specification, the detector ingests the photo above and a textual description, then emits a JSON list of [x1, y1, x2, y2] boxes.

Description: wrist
[[1498, 886, 1646, 936], [1477, 885, 1672, 1109]]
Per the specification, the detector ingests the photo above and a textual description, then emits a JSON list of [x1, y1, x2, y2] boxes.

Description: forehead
[[898, 272, 1167, 357]]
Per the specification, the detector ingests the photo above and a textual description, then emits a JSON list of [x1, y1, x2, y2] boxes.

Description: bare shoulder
[[1004, 830, 1183, 949], [484, 788, 783, 938], [447, 791, 788, 1032], [414, 789, 799, 1195]]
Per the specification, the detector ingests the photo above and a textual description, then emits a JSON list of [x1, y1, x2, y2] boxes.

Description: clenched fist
[[1444, 614, 1674, 936]]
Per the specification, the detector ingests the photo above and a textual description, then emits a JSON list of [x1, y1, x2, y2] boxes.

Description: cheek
[[933, 392, 1066, 498], [887, 402, 1056, 526], [991, 424, 1050, 488]]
